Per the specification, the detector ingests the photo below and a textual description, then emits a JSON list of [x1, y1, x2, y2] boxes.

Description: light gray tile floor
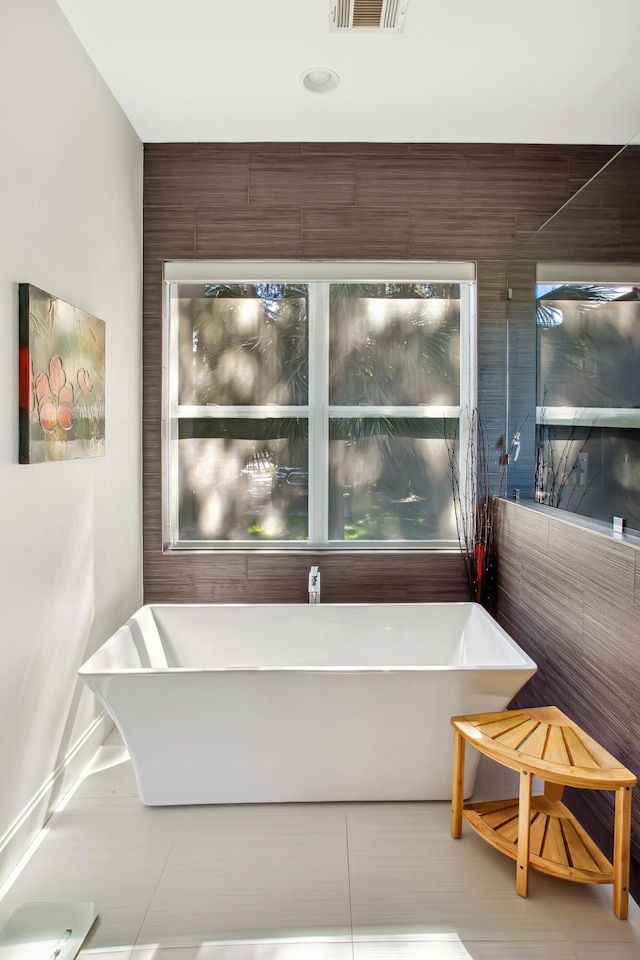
[[1, 747, 638, 960]]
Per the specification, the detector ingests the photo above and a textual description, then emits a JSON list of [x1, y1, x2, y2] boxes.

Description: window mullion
[[174, 405, 309, 419], [536, 406, 640, 428], [327, 406, 463, 419], [308, 282, 329, 544]]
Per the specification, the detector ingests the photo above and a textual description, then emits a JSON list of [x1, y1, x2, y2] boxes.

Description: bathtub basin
[[78, 602, 536, 806]]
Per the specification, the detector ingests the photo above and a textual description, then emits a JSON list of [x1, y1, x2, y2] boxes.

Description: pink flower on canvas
[[77, 367, 93, 396], [35, 355, 74, 433]]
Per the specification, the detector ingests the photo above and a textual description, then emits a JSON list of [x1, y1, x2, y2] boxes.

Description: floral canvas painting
[[19, 284, 105, 463]]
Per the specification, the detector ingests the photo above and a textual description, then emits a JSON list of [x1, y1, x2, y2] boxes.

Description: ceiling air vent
[[329, 0, 408, 33]]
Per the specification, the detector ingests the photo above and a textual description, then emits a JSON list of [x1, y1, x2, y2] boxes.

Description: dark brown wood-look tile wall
[[496, 499, 640, 902]]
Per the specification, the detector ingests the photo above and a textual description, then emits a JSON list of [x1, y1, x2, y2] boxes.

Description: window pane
[[176, 283, 308, 406], [329, 283, 460, 406], [537, 284, 640, 407], [536, 424, 640, 532], [177, 418, 308, 541], [328, 418, 458, 541]]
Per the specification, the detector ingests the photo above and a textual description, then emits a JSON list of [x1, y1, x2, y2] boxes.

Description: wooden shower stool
[[450, 706, 636, 918]]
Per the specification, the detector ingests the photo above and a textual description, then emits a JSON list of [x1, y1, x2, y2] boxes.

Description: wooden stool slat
[[484, 803, 520, 830], [498, 815, 521, 843], [562, 818, 600, 872], [563, 726, 600, 769], [529, 811, 547, 857], [518, 722, 549, 759], [543, 817, 569, 866], [545, 725, 571, 765], [495, 717, 540, 750], [476, 713, 529, 738], [573, 726, 628, 772]]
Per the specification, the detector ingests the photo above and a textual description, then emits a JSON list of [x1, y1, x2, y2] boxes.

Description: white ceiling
[[56, 0, 640, 145]]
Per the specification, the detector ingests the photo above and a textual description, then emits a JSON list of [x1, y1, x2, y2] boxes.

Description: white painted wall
[[0, 0, 143, 884]]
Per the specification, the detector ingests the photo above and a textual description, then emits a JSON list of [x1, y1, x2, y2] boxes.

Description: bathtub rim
[[78, 600, 537, 677]]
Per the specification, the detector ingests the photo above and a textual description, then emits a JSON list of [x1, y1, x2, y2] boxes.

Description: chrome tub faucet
[[308, 565, 320, 604]]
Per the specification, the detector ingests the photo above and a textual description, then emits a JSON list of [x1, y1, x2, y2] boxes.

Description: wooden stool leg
[[544, 781, 564, 802], [451, 731, 465, 839], [516, 769, 532, 897], [613, 785, 632, 919]]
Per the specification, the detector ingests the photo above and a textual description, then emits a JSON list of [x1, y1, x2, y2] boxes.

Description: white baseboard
[[0, 712, 113, 891]]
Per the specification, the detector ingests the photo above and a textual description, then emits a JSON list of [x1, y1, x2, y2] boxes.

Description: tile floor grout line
[[344, 809, 355, 960], [130, 808, 185, 952]]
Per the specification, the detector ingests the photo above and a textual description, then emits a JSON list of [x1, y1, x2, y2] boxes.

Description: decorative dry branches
[[535, 400, 595, 513], [448, 409, 523, 612]]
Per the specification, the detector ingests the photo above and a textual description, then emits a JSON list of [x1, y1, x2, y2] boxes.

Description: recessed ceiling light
[[300, 68, 340, 94]]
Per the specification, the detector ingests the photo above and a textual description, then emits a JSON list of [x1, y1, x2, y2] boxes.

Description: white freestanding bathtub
[[79, 602, 536, 806]]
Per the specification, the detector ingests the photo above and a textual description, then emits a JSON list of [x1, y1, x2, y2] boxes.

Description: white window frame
[[163, 261, 477, 551]]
